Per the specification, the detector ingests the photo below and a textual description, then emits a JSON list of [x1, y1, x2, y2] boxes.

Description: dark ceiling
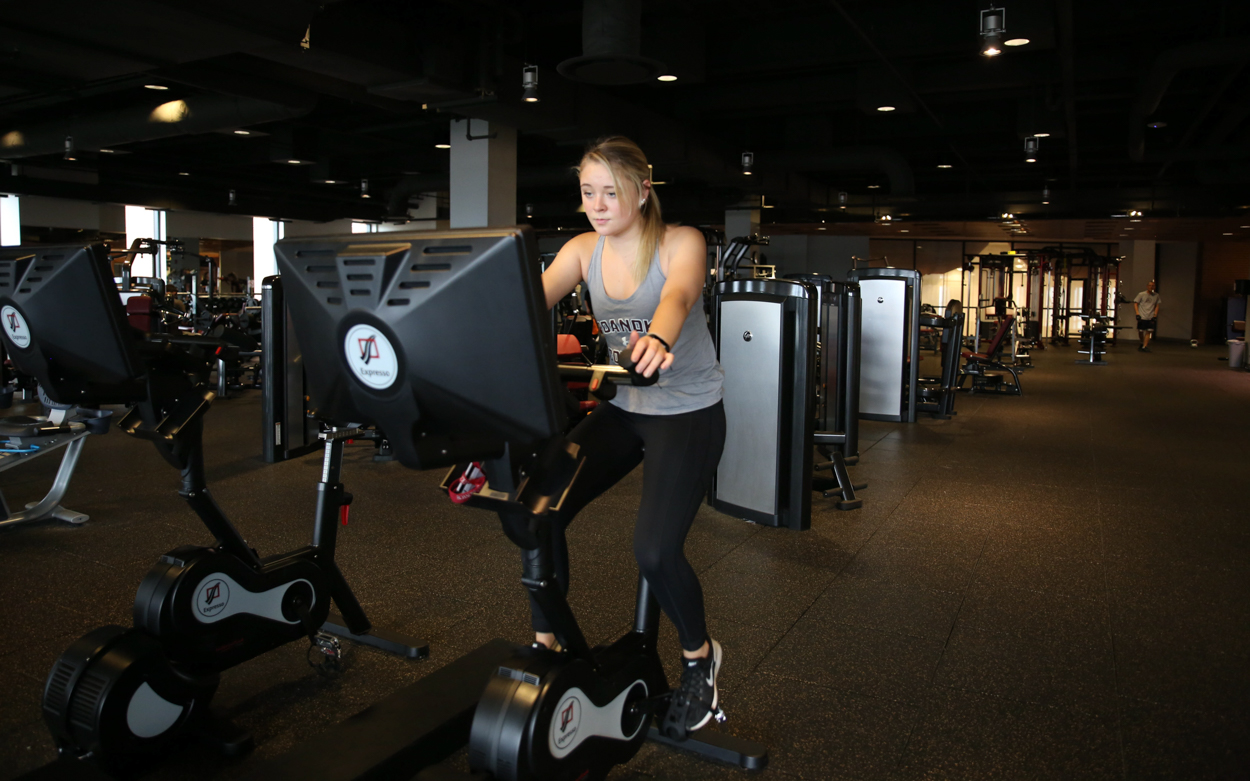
[[2, 0, 1249, 233]]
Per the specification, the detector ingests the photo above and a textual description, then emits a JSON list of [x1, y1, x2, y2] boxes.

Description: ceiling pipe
[[0, 93, 316, 158], [1128, 36, 1250, 162], [556, 0, 665, 85]]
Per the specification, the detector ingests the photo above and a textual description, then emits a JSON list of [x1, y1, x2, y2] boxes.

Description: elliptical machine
[[0, 243, 423, 768], [273, 226, 767, 781]]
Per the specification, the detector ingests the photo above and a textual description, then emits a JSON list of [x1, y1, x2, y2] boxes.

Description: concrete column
[[724, 207, 760, 242], [1122, 240, 1157, 298], [1157, 242, 1197, 340], [450, 119, 517, 228]]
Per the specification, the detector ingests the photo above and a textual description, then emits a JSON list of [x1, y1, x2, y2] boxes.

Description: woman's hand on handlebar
[[627, 331, 673, 378]]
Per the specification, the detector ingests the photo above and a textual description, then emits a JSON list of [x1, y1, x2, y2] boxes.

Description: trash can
[[1229, 339, 1246, 369]]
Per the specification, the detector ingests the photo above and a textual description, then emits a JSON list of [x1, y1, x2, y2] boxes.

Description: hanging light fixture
[[360, 178, 371, 199], [228, 189, 237, 207], [1024, 135, 1039, 163], [522, 65, 540, 103], [980, 6, 1006, 57], [741, 152, 754, 175], [63, 136, 76, 161], [1042, 186, 1051, 204]]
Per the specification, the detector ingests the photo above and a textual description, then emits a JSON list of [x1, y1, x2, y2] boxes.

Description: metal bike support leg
[[0, 434, 91, 528]]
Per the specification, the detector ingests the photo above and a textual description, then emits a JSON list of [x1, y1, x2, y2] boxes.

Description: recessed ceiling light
[[657, 75, 678, 82], [937, 164, 953, 169], [876, 105, 896, 112], [867, 184, 880, 189], [818, 226, 827, 230], [1025, 158, 1037, 163], [1042, 201, 1050, 204], [435, 143, 451, 149], [1033, 132, 1050, 138], [233, 130, 251, 135], [287, 159, 303, 165], [1223, 232, 1234, 235], [1005, 38, 1030, 46], [900, 229, 910, 233], [1241, 225, 1250, 228], [178, 171, 189, 176], [322, 179, 338, 184], [144, 84, 169, 90], [99, 148, 116, 154]]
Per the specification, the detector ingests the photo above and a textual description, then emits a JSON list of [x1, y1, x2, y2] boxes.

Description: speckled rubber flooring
[[1, 340, 1248, 780]]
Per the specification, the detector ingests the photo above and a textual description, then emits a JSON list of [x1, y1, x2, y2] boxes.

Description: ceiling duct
[[557, 0, 665, 85], [0, 93, 316, 158]]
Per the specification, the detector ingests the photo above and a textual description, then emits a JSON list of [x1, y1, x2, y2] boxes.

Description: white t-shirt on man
[[1134, 290, 1160, 320]]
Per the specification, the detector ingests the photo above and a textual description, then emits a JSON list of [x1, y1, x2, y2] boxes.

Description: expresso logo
[[1, 306, 30, 349], [343, 324, 399, 390], [196, 578, 230, 618], [552, 693, 581, 750]]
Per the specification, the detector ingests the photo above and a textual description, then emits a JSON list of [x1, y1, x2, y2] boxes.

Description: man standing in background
[[1133, 280, 1161, 352]]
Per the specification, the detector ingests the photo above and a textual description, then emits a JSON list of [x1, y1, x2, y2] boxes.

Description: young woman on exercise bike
[[517, 136, 726, 735]]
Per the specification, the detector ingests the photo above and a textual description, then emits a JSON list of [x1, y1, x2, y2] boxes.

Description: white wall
[[166, 210, 253, 240], [1157, 242, 1197, 340], [18, 195, 113, 230], [284, 218, 357, 237]]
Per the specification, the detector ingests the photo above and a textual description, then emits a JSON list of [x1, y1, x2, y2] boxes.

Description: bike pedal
[[308, 632, 344, 675]]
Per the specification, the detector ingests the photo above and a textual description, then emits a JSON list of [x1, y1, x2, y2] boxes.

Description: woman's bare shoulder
[[562, 231, 600, 256], [661, 224, 706, 252]]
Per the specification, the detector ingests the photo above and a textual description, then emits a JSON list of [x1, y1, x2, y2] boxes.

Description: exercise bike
[[0, 243, 424, 768], [434, 357, 768, 781], [265, 224, 767, 781]]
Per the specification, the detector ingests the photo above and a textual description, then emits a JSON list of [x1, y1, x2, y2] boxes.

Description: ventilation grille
[[297, 250, 345, 306], [14, 252, 66, 298]]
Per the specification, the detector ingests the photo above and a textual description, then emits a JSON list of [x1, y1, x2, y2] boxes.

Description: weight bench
[[957, 314, 1023, 396]]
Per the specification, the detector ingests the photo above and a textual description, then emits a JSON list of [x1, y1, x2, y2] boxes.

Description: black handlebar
[[557, 358, 660, 402]]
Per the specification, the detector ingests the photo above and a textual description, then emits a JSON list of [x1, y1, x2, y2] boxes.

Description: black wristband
[[643, 332, 671, 351]]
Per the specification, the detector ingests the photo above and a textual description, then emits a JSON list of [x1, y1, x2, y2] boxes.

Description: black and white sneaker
[[661, 638, 725, 740]]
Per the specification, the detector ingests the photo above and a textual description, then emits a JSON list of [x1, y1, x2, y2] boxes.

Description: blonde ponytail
[[578, 136, 666, 284]]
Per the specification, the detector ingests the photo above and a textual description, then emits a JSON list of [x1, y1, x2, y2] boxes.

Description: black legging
[[499, 400, 726, 652]]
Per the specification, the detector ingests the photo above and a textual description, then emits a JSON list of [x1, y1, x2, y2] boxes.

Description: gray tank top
[[587, 235, 723, 414]]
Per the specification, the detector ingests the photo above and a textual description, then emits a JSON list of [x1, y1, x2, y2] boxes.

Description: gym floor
[[1, 341, 1247, 781]]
